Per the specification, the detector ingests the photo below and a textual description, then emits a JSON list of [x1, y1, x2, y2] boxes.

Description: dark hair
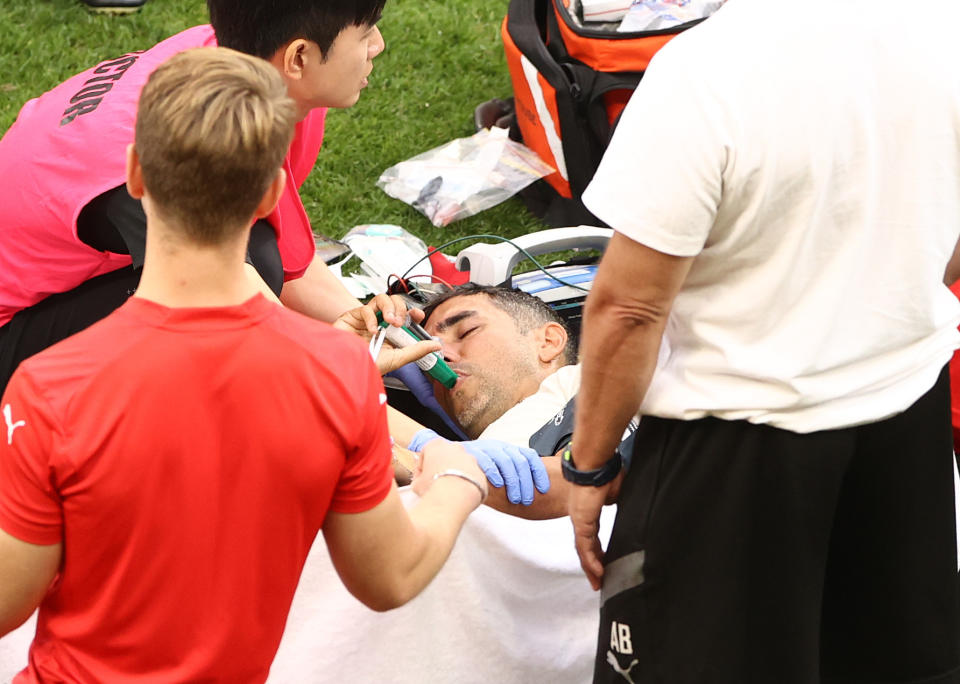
[[422, 284, 577, 364], [207, 0, 386, 59]]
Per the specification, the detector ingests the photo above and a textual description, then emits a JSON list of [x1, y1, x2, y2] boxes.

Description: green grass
[[0, 0, 549, 267]]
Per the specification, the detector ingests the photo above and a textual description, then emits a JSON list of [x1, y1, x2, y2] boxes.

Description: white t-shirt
[[583, 0, 960, 432]]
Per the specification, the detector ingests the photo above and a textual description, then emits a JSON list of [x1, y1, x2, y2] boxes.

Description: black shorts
[[596, 367, 960, 684]]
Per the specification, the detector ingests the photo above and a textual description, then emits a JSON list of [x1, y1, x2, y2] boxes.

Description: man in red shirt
[[0, 47, 488, 683]]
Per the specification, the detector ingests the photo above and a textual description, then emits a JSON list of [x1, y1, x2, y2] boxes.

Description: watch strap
[[561, 447, 622, 487]]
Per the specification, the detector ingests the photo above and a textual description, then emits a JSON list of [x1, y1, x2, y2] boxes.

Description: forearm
[[387, 406, 426, 448], [393, 477, 482, 592], [573, 235, 692, 469], [344, 477, 479, 611], [573, 291, 664, 469], [280, 256, 361, 322], [483, 457, 570, 519], [324, 442, 486, 611]]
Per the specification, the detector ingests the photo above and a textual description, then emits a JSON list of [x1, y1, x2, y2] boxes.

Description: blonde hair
[[135, 47, 298, 244]]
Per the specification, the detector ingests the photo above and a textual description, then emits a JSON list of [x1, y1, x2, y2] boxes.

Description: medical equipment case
[[501, 0, 702, 226]]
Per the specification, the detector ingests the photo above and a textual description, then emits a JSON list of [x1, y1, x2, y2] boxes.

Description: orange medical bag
[[502, 0, 702, 225]]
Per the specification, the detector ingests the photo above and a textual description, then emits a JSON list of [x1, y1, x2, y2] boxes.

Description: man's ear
[[272, 38, 312, 82], [535, 321, 568, 366], [125, 143, 144, 200], [254, 168, 287, 219]]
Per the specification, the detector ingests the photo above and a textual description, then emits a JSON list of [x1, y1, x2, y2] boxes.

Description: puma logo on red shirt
[[4, 403, 25, 445]]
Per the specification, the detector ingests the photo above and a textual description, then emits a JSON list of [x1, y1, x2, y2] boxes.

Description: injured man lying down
[[410, 283, 635, 517], [264, 285, 629, 683]]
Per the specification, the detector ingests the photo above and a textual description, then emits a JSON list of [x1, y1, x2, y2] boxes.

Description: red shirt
[[0, 295, 392, 683]]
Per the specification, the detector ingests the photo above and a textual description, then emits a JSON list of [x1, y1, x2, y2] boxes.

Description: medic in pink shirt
[[0, 0, 387, 394]]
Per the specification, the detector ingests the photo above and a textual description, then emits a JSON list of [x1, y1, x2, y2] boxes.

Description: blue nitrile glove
[[408, 428, 443, 453], [388, 363, 468, 440], [408, 428, 550, 505], [461, 439, 550, 506]]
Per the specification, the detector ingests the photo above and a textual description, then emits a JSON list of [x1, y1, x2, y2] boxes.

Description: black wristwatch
[[561, 446, 622, 486]]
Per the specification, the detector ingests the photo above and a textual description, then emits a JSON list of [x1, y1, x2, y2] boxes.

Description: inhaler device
[[378, 317, 458, 389]]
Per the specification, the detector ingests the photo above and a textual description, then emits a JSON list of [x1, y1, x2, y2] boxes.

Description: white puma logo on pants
[[606, 650, 639, 683]]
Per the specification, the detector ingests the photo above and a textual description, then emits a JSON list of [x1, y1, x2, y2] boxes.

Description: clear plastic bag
[[376, 127, 555, 227]]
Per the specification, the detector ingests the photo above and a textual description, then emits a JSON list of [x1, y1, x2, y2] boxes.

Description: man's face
[[423, 295, 543, 439], [297, 22, 385, 112]]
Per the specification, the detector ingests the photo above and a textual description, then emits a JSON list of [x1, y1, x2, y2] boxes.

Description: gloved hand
[[408, 429, 551, 505], [388, 363, 468, 440]]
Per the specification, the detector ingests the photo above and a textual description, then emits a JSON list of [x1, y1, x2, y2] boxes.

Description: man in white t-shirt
[[568, 1, 960, 682]]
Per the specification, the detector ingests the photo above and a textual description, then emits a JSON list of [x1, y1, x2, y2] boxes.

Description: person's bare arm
[[322, 439, 487, 611], [0, 529, 60, 636], [944, 234, 960, 286], [569, 232, 693, 588], [483, 456, 622, 520], [280, 256, 362, 323], [389, 407, 555, 509], [484, 457, 568, 519], [387, 404, 431, 448], [390, 444, 419, 486]]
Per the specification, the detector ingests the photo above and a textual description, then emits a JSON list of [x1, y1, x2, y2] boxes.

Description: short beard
[[449, 355, 538, 439]]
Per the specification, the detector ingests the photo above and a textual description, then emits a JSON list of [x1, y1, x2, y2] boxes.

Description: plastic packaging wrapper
[[618, 0, 726, 32], [580, 0, 632, 23], [340, 223, 432, 294], [377, 127, 555, 227]]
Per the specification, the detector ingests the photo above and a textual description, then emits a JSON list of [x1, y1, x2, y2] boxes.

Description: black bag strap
[[506, 0, 596, 197], [506, 0, 573, 89], [561, 63, 642, 169]]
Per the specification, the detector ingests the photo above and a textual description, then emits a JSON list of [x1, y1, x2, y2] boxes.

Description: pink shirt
[[0, 26, 324, 327]]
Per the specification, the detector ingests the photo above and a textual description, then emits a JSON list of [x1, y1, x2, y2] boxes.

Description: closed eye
[[458, 327, 478, 340]]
